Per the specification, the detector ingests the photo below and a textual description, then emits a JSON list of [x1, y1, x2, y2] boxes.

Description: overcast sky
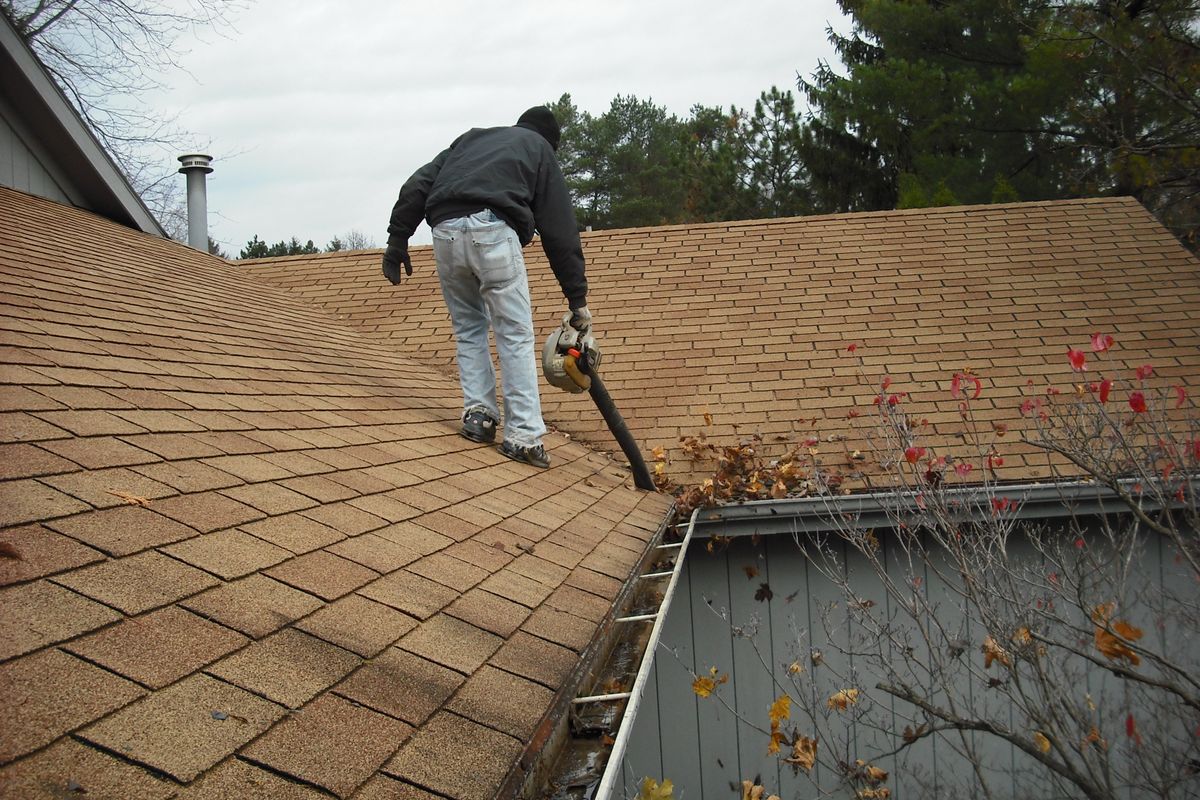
[[149, 1, 851, 253]]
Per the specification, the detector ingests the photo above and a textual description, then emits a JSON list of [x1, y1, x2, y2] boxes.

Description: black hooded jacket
[[386, 124, 587, 309]]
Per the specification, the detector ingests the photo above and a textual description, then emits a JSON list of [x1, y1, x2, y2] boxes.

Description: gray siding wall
[[614, 525, 1194, 800], [0, 97, 72, 204]]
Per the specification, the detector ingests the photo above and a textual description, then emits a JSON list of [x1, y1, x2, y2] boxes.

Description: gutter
[[689, 478, 1169, 538], [592, 507, 698, 799]]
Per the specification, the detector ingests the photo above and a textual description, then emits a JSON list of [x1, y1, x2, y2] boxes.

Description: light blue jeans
[[431, 210, 546, 449]]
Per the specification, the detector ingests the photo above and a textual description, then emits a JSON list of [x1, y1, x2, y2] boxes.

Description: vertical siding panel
[[654, 551, 704, 791], [727, 536, 781, 791], [0, 116, 14, 187], [689, 545, 743, 794], [766, 533, 819, 798], [624, 660, 664, 789]]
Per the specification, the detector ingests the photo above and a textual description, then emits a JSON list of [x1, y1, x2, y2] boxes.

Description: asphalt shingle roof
[[0, 186, 671, 799], [244, 197, 1200, 486]]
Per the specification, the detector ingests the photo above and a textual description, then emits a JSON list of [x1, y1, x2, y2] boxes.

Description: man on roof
[[382, 106, 590, 470]]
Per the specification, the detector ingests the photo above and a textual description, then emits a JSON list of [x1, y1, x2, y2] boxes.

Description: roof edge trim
[[693, 479, 1168, 538]]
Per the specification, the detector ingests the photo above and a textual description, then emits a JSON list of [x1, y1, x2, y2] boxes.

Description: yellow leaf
[[827, 688, 859, 711], [857, 790, 891, 799], [784, 736, 817, 772], [1033, 732, 1051, 753], [703, 411, 714, 426], [651, 446, 666, 461], [787, 661, 804, 675], [1012, 627, 1032, 646], [692, 667, 727, 698], [767, 728, 787, 755], [741, 780, 778, 800], [637, 777, 674, 800], [769, 695, 791, 725], [865, 765, 888, 783], [982, 635, 1011, 669]]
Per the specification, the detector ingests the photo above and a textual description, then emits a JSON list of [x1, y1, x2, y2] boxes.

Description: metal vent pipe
[[177, 154, 213, 250]]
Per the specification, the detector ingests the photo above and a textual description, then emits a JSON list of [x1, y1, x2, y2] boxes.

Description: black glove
[[569, 305, 592, 333], [382, 241, 412, 285]]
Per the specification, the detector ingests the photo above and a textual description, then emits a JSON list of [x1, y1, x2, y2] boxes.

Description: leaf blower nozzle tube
[[577, 351, 655, 491]]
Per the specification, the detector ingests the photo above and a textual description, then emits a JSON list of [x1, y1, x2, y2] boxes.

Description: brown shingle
[[0, 478, 90, 528], [162, 528, 291, 579], [383, 712, 523, 800], [0, 737, 177, 799], [150, 490, 265, 533], [52, 550, 219, 614], [0, 648, 145, 762], [182, 574, 322, 638], [64, 605, 247, 688], [40, 465, 177, 509], [241, 511, 344, 553], [0, 579, 121, 660], [171, 758, 328, 799], [242, 693, 411, 797], [492, 630, 580, 690], [334, 646, 463, 727], [0, 442, 78, 480], [46, 505, 197, 556], [265, 549, 378, 601], [78, 673, 284, 782], [0, 523, 103, 586], [327, 532, 419, 573], [358, 570, 458, 620], [446, 664, 554, 740], [206, 628, 360, 708], [295, 593, 417, 657], [399, 613, 501, 675]]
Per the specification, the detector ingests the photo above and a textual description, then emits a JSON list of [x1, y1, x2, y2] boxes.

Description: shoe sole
[[460, 429, 495, 444], [499, 444, 549, 469]]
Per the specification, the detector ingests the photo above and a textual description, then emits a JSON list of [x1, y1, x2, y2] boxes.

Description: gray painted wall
[[613, 522, 1196, 800], [0, 95, 72, 204]]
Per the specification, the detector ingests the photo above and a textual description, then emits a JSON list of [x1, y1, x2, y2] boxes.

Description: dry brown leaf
[[827, 688, 859, 711], [1033, 732, 1051, 753], [1092, 604, 1143, 665], [784, 736, 817, 772], [982, 635, 1012, 669], [106, 489, 150, 506], [0, 542, 22, 560], [771, 480, 787, 499]]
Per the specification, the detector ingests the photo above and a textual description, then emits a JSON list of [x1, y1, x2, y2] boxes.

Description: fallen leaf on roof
[[0, 542, 22, 560], [106, 489, 151, 506]]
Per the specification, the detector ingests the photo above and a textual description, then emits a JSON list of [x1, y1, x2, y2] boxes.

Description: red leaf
[[1099, 378, 1112, 404], [847, 409, 861, 419], [1175, 385, 1187, 409], [1135, 364, 1154, 381], [881, 375, 892, 390], [954, 462, 973, 477], [1067, 348, 1087, 371], [1090, 332, 1114, 353], [847, 343, 858, 353], [1020, 398, 1036, 416], [1129, 391, 1148, 413], [904, 446, 925, 464], [951, 372, 962, 399]]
